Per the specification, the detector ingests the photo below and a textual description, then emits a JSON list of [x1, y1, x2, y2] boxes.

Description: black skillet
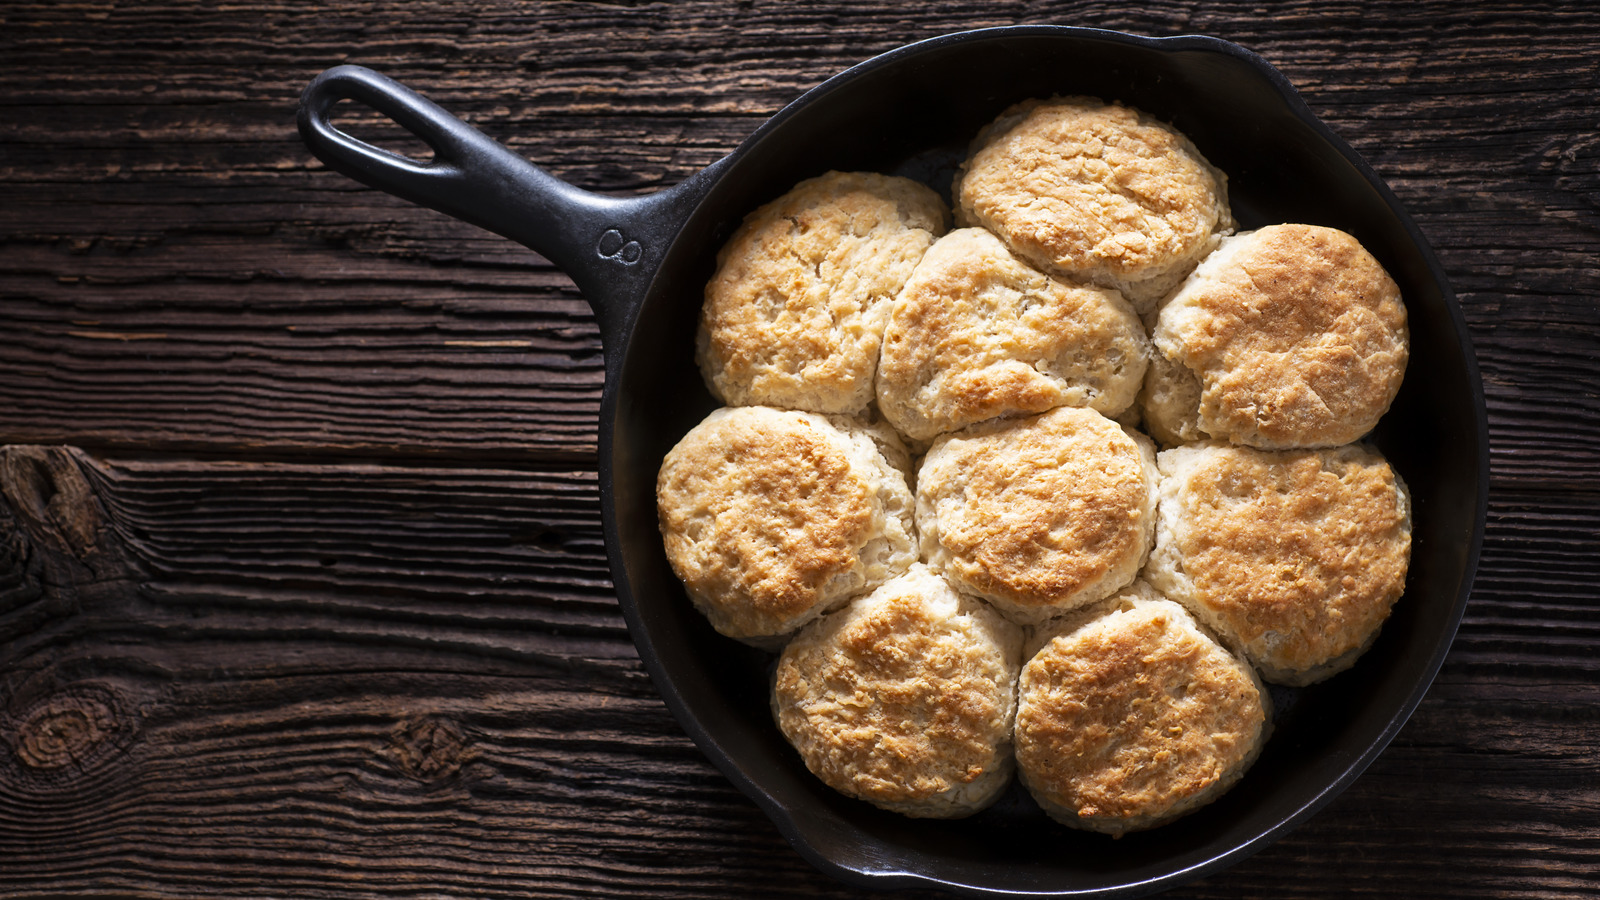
[[298, 25, 1488, 898]]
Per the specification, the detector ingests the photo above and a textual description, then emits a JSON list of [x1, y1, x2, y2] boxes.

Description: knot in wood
[[15, 693, 118, 770], [388, 715, 473, 783], [0, 446, 103, 559]]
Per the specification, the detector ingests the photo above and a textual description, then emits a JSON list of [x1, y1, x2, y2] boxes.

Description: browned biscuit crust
[[697, 171, 948, 415], [1015, 582, 1269, 835], [954, 97, 1233, 312], [1150, 224, 1409, 449], [916, 406, 1157, 624], [876, 227, 1149, 442], [1144, 442, 1412, 684], [656, 406, 916, 646], [773, 565, 1023, 818]]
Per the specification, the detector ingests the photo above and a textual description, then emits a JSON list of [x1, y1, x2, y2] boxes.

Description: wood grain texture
[[3, 1, 1599, 898]]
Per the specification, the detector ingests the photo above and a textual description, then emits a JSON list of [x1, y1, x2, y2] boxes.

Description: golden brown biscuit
[[916, 406, 1158, 625], [954, 97, 1234, 314], [1143, 442, 1412, 684], [1015, 581, 1270, 836], [773, 564, 1024, 818], [697, 171, 949, 415], [1145, 224, 1409, 449], [656, 406, 917, 647], [876, 227, 1149, 442]]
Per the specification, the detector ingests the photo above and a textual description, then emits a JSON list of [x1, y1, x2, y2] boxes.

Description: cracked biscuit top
[[916, 406, 1157, 625], [876, 227, 1149, 443], [657, 406, 917, 647], [1144, 442, 1412, 685], [954, 97, 1233, 313], [697, 171, 948, 415], [1147, 224, 1409, 449], [1015, 582, 1270, 836], [773, 565, 1023, 819]]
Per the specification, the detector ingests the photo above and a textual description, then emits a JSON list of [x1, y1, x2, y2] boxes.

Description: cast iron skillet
[[299, 25, 1488, 898]]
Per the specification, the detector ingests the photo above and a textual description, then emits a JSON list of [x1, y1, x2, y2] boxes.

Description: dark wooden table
[[3, 2, 1596, 897]]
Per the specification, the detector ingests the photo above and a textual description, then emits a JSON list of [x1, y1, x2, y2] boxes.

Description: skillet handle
[[297, 64, 711, 351]]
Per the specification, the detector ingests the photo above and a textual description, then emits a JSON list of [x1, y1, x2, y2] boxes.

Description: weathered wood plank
[[0, 449, 632, 674]]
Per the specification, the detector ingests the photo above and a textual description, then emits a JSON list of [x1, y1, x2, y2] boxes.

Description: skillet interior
[[603, 27, 1484, 897]]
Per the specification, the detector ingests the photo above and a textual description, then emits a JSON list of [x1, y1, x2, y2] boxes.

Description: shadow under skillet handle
[[296, 64, 701, 353]]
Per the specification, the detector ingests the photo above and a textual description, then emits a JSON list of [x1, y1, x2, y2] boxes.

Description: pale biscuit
[[916, 406, 1158, 625], [1015, 581, 1270, 836], [697, 171, 949, 415], [876, 227, 1149, 443], [773, 564, 1024, 818], [954, 97, 1234, 314], [1137, 347, 1207, 447], [656, 406, 917, 647], [1146, 224, 1409, 449], [1143, 442, 1412, 685]]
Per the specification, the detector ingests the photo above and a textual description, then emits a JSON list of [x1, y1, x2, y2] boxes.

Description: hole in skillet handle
[[297, 65, 481, 202], [324, 98, 440, 165], [295, 64, 714, 357]]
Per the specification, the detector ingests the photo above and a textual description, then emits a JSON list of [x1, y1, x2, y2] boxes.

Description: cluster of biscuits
[[656, 97, 1412, 835]]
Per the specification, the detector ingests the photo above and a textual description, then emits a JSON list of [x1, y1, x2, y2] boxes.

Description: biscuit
[[1015, 581, 1270, 836], [916, 406, 1158, 625], [876, 227, 1149, 442], [1137, 347, 1207, 447], [1143, 442, 1412, 685], [697, 171, 949, 415], [954, 97, 1234, 314], [1145, 224, 1409, 449], [773, 564, 1024, 818], [656, 406, 917, 647]]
